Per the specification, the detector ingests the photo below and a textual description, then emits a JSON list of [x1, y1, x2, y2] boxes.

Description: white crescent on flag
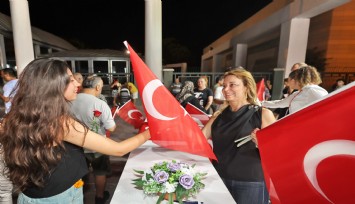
[[303, 139, 355, 203], [142, 79, 177, 121], [127, 109, 144, 120]]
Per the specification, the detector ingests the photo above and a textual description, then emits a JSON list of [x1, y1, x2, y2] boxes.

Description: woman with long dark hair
[[0, 58, 150, 203]]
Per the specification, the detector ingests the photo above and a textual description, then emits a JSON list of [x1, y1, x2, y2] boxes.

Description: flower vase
[[164, 193, 176, 201]]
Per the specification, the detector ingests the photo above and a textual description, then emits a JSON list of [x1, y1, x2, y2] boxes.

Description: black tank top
[[211, 104, 264, 181], [23, 142, 89, 198]]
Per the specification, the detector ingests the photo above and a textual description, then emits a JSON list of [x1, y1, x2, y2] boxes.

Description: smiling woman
[[0, 58, 151, 204], [202, 68, 276, 204]]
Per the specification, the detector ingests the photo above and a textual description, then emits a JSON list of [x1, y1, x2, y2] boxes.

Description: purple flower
[[167, 162, 181, 172], [179, 174, 195, 189], [154, 171, 169, 183]]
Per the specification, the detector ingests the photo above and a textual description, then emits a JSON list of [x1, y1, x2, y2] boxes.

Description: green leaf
[[176, 186, 184, 203], [132, 178, 142, 182], [132, 180, 144, 188], [156, 193, 165, 204], [200, 172, 208, 177], [168, 193, 174, 204], [146, 173, 153, 180], [133, 169, 144, 174]]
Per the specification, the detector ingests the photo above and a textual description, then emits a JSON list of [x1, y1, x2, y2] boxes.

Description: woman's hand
[[251, 128, 260, 146]]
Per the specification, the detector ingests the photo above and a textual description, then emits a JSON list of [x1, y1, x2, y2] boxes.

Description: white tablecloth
[[110, 141, 236, 204]]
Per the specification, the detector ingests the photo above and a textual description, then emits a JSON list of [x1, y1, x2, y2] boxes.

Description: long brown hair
[[0, 58, 84, 191]]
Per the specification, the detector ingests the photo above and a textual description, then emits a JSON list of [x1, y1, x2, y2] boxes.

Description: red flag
[[124, 41, 217, 160], [116, 100, 145, 129], [257, 82, 355, 204], [185, 102, 210, 128], [256, 78, 265, 101]]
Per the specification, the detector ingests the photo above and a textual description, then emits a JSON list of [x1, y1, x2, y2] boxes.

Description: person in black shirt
[[202, 69, 275, 204], [194, 76, 213, 114], [176, 81, 206, 113]]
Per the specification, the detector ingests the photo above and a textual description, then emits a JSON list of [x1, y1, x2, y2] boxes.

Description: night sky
[[0, 0, 272, 66]]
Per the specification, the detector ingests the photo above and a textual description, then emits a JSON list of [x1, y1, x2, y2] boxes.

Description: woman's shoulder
[[303, 85, 328, 96], [261, 107, 274, 117], [261, 107, 276, 127]]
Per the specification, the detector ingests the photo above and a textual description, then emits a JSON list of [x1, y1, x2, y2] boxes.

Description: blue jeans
[[18, 185, 83, 204], [222, 178, 269, 204]]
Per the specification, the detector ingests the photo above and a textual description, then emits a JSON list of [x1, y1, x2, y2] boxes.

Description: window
[[112, 60, 128, 73], [75, 61, 89, 73], [93, 60, 109, 84]]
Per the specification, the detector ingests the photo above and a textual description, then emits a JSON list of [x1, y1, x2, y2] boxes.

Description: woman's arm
[[261, 108, 276, 128], [64, 120, 150, 156], [262, 91, 299, 109], [205, 95, 213, 111], [201, 113, 219, 140], [251, 108, 276, 145]]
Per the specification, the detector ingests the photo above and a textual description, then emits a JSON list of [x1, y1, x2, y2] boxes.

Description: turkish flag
[[116, 100, 145, 129], [257, 82, 355, 204], [185, 102, 210, 128], [256, 78, 265, 101], [124, 41, 217, 160]]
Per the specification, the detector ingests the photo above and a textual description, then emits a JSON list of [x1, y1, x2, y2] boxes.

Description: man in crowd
[[0, 68, 18, 114], [71, 76, 116, 204]]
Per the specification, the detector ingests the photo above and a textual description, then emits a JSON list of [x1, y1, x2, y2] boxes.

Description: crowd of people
[[0, 57, 347, 204]]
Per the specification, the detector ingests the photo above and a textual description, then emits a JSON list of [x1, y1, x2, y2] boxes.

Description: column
[[233, 44, 248, 68], [272, 68, 285, 100], [162, 68, 174, 89], [34, 44, 41, 58], [145, 0, 162, 80], [212, 54, 222, 73], [277, 18, 310, 77], [9, 0, 35, 74], [0, 34, 7, 68]]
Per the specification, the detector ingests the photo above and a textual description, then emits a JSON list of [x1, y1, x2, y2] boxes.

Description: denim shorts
[[17, 185, 83, 204], [222, 178, 269, 204]]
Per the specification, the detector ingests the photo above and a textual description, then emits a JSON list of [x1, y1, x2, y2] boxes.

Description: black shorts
[[85, 153, 111, 176]]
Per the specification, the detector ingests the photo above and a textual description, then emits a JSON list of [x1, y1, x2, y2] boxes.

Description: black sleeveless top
[[23, 142, 89, 198], [211, 104, 264, 182]]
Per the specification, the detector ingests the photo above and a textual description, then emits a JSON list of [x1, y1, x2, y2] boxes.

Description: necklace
[[287, 90, 303, 114]]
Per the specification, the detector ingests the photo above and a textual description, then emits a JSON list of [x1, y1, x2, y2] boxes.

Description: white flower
[[142, 169, 153, 181], [180, 166, 196, 176], [163, 182, 177, 193]]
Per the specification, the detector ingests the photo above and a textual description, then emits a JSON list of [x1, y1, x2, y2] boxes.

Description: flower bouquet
[[133, 160, 207, 204]]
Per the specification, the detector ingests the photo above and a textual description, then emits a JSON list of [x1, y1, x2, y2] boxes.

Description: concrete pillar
[[0, 34, 7, 68], [34, 44, 41, 58], [233, 44, 248, 68], [277, 18, 310, 77], [162, 68, 174, 89], [145, 0, 162, 80], [212, 54, 221, 73], [89, 59, 94, 73], [272, 68, 285, 100], [9, 0, 35, 74]]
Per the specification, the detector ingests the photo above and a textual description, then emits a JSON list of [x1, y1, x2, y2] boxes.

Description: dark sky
[[0, 0, 272, 66]]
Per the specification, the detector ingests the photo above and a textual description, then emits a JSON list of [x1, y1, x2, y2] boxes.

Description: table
[[111, 141, 236, 204]]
